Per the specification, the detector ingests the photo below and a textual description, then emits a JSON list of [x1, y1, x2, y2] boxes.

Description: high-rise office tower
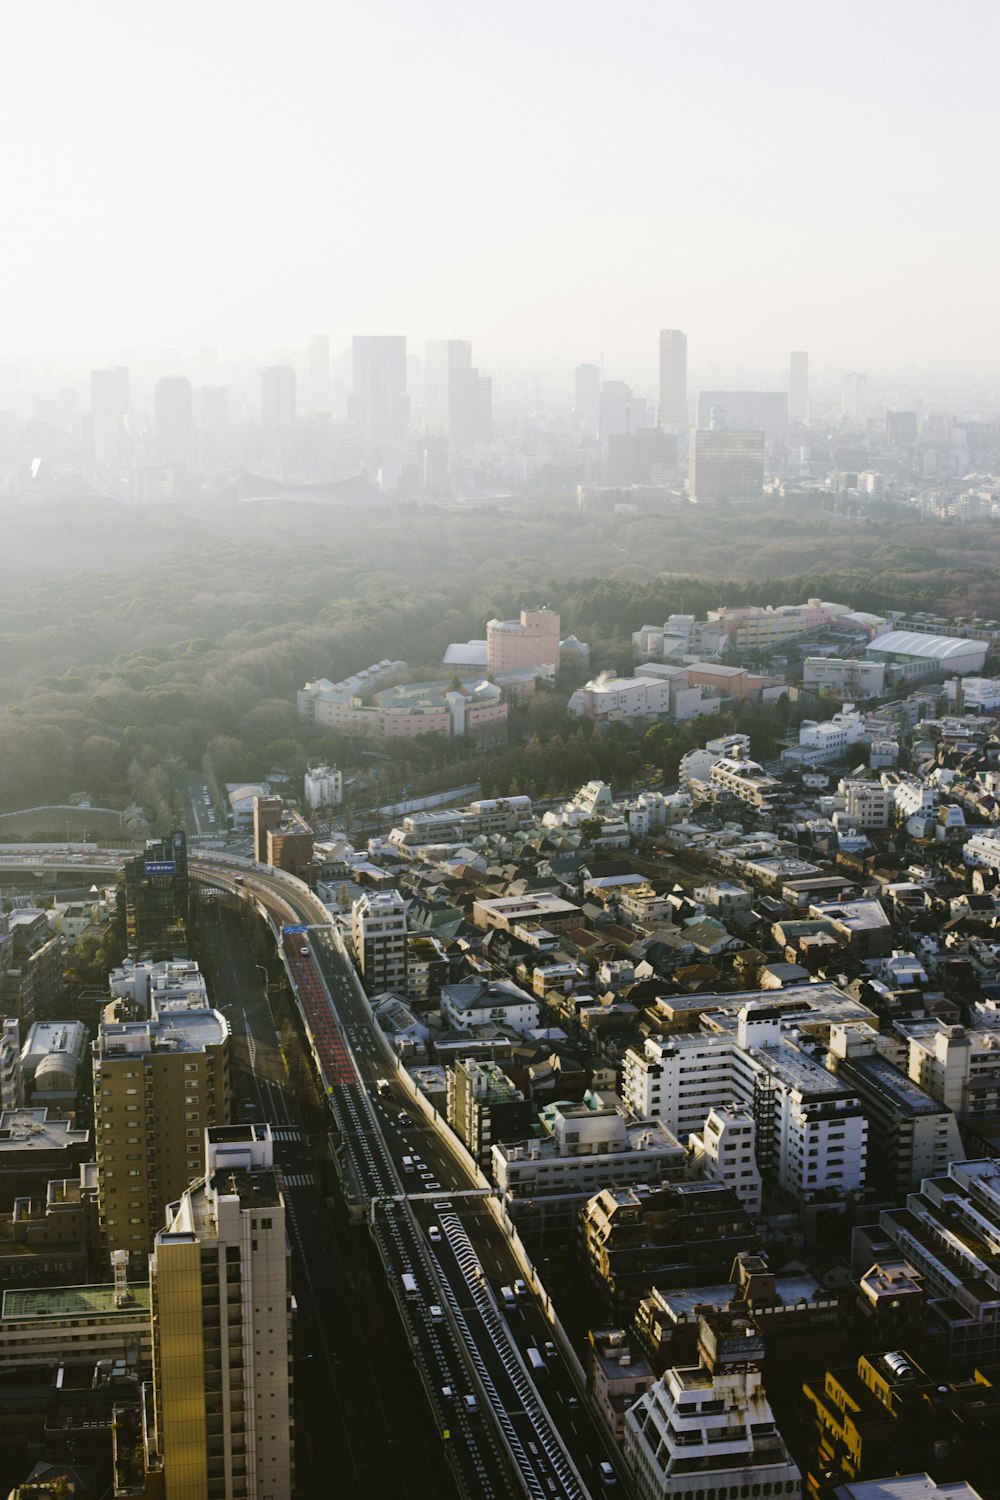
[[424, 340, 472, 433], [303, 333, 331, 413], [658, 329, 687, 431], [788, 351, 809, 424], [146, 1125, 292, 1499], [574, 363, 601, 437], [93, 1000, 230, 1266], [90, 366, 130, 419], [154, 376, 195, 466], [448, 366, 492, 447], [689, 429, 765, 504], [261, 364, 297, 429], [842, 372, 868, 427], [599, 380, 635, 441], [349, 335, 409, 443], [120, 832, 191, 962]]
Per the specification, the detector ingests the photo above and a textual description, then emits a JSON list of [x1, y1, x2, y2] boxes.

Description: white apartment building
[[568, 671, 673, 721], [688, 1106, 763, 1216], [623, 1004, 867, 1208], [842, 780, 892, 830], [351, 888, 408, 994], [679, 734, 751, 787], [903, 1020, 1000, 1120], [440, 977, 539, 1035], [709, 755, 781, 810], [492, 1104, 685, 1205], [782, 709, 867, 767], [304, 763, 343, 811], [624, 1310, 801, 1500], [963, 832, 1000, 871], [884, 775, 938, 823]]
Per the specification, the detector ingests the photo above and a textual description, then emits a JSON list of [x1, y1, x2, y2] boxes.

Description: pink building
[[486, 609, 561, 675]]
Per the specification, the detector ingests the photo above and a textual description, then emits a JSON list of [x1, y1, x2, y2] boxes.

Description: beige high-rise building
[[145, 1125, 293, 1500], [689, 429, 764, 504], [92, 1004, 230, 1268]]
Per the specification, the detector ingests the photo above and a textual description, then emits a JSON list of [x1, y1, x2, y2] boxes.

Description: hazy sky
[[5, 0, 999, 380]]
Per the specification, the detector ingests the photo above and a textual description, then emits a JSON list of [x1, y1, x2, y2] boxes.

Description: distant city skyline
[[2, 1, 998, 373]]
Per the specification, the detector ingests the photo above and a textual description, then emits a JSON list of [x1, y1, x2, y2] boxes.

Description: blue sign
[[283, 923, 308, 934], [145, 861, 177, 875]]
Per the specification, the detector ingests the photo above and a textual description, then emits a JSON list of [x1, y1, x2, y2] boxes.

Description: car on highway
[[428, 1225, 442, 1243], [514, 1278, 528, 1297], [600, 1460, 617, 1485], [544, 1340, 556, 1359], [501, 1285, 516, 1307]]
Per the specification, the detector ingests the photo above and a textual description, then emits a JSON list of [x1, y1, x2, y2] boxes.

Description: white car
[[429, 1226, 442, 1243]]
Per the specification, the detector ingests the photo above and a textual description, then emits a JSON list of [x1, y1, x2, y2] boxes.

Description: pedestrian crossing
[[271, 1128, 301, 1141], [282, 1172, 316, 1189]]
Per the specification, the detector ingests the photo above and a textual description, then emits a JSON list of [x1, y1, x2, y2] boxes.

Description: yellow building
[[147, 1125, 292, 1500], [92, 1004, 230, 1268]]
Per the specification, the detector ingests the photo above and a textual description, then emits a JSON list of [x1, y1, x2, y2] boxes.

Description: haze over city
[[4, 0, 1000, 384], [6, 5, 1000, 1500]]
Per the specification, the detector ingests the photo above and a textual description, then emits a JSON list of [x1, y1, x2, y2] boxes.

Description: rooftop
[[3, 1283, 151, 1321]]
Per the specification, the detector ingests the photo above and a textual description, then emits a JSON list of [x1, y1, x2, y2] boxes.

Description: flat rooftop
[[98, 1007, 228, 1055], [0, 1110, 89, 1152], [3, 1283, 151, 1321]]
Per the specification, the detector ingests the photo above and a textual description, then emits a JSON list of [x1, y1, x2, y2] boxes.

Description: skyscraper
[[261, 364, 297, 429], [154, 376, 194, 466], [842, 372, 868, 427], [93, 1000, 230, 1266], [573, 363, 600, 437], [120, 832, 191, 961], [788, 350, 809, 424], [303, 333, 331, 413], [350, 335, 409, 443], [424, 339, 471, 433], [448, 366, 492, 447], [90, 366, 130, 419], [146, 1125, 292, 1499], [658, 329, 687, 431]]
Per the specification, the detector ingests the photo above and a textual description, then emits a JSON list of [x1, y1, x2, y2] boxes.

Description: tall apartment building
[[446, 1058, 534, 1167], [120, 832, 191, 961], [351, 889, 408, 994], [145, 1125, 292, 1500], [486, 608, 561, 675], [877, 1158, 1000, 1371], [658, 329, 687, 432], [92, 1004, 230, 1267], [252, 796, 284, 864], [689, 429, 764, 504], [265, 810, 314, 877], [827, 1023, 963, 1197], [788, 351, 809, 423], [623, 1004, 868, 1211], [624, 1310, 801, 1500]]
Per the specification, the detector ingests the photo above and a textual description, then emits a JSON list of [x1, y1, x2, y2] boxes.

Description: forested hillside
[[1, 492, 998, 816]]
